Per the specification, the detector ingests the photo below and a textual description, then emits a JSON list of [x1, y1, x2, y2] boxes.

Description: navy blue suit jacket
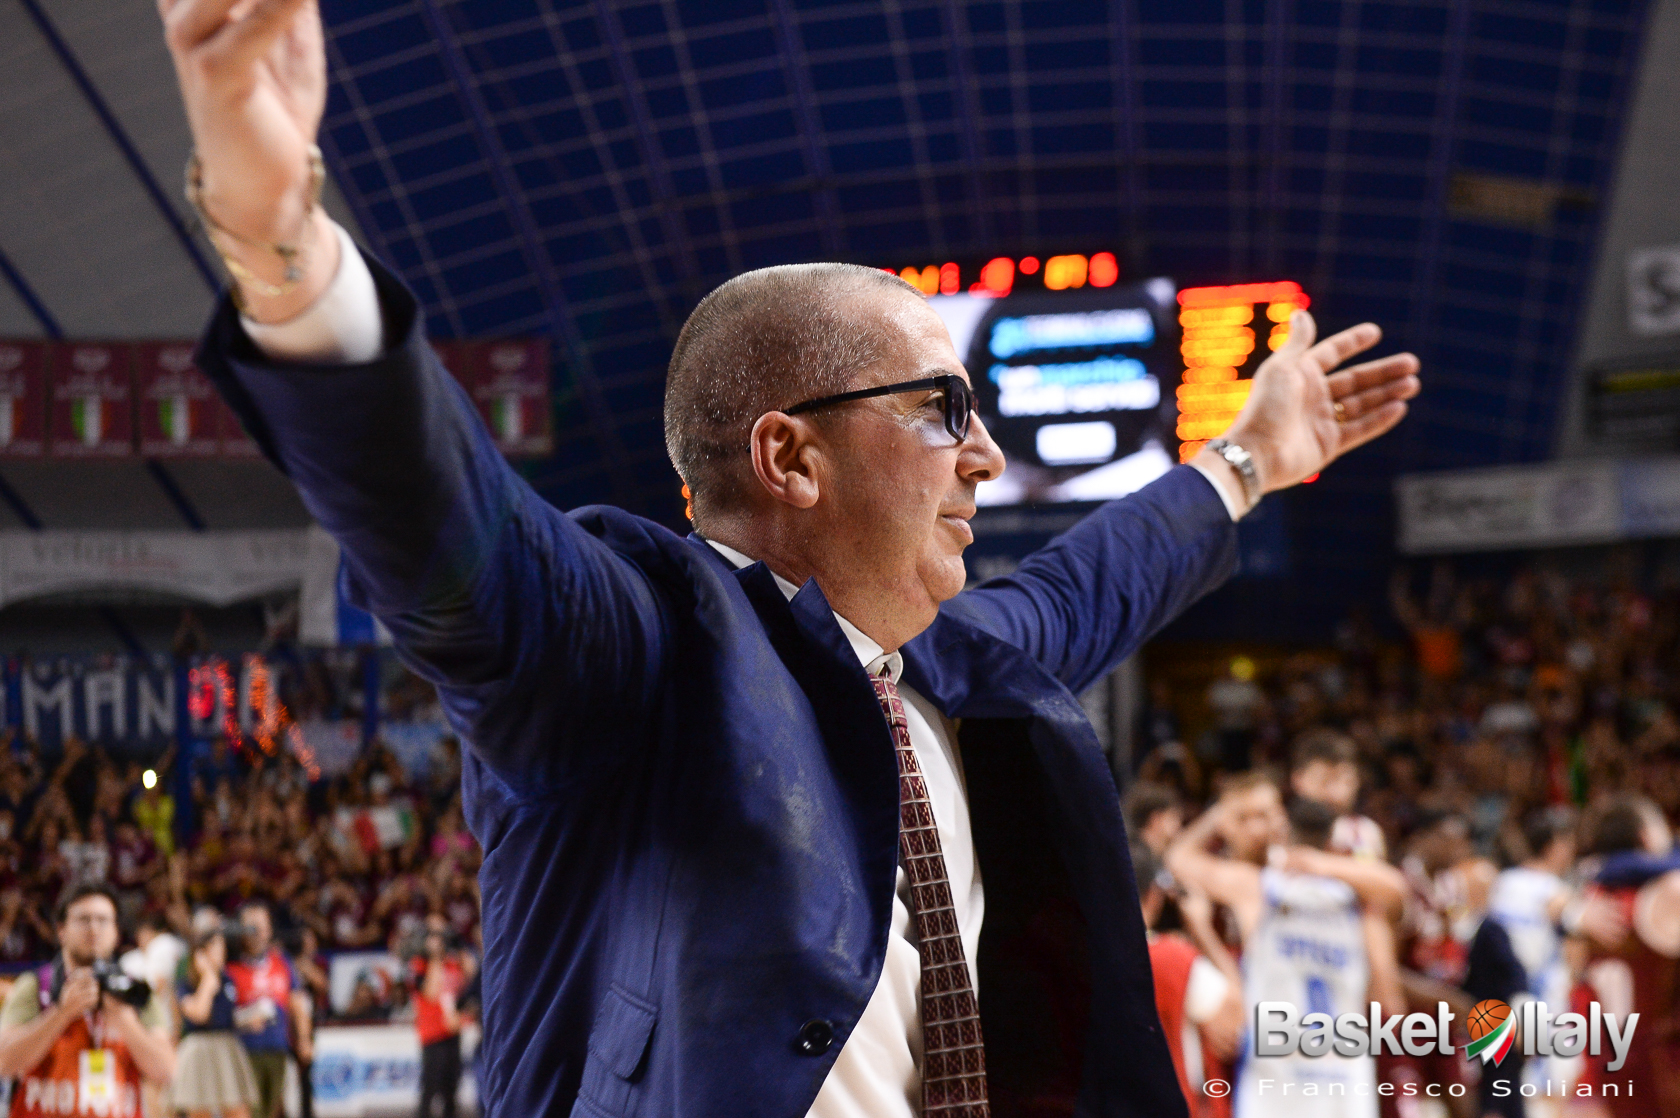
[[197, 252, 1238, 1118]]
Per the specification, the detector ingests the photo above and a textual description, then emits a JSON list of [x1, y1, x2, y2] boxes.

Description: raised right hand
[[158, 0, 338, 320]]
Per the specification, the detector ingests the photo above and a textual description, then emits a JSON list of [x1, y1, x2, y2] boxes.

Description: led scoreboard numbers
[[1174, 280, 1310, 463], [879, 254, 1308, 508], [886, 253, 1123, 297]]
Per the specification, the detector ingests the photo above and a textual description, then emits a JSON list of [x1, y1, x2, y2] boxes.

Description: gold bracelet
[[184, 146, 326, 301]]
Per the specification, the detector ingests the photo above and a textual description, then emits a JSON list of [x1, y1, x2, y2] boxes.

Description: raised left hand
[[1225, 310, 1421, 493]]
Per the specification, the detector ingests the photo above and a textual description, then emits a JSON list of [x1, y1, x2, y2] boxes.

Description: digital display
[[929, 277, 1180, 506], [1174, 281, 1310, 463], [916, 270, 1310, 507], [887, 253, 1124, 297]]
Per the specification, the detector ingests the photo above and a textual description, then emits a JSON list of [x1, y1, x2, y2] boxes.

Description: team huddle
[[1128, 730, 1680, 1118]]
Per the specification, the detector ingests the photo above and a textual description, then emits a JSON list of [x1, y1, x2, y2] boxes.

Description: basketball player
[[1488, 805, 1577, 1100], [1167, 796, 1406, 1118], [1397, 810, 1491, 1118], [1289, 729, 1386, 861], [1211, 772, 1289, 868], [1126, 783, 1185, 858], [1575, 796, 1680, 1118]]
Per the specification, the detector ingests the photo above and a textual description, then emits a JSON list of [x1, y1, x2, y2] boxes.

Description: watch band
[[1205, 438, 1262, 510]]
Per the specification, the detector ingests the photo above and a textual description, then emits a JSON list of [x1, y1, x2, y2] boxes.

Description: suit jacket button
[[797, 1019, 834, 1056]]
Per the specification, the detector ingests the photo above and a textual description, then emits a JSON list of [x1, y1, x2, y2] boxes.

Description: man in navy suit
[[159, 2, 1420, 1115]]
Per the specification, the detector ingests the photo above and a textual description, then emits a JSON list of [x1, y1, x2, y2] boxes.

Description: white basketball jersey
[[1235, 869, 1376, 1118]]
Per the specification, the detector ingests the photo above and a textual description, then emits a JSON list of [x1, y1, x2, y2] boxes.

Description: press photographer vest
[[8, 964, 143, 1118]]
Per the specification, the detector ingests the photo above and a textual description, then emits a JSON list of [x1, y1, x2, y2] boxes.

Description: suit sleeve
[[939, 466, 1237, 695], [194, 249, 669, 795]]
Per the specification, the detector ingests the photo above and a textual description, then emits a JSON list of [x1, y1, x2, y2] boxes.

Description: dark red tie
[[872, 671, 990, 1117]]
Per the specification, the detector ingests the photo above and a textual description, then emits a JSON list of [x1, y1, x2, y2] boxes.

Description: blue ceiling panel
[[314, 0, 1648, 600]]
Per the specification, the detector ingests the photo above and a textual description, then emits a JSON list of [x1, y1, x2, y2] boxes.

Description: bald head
[[664, 263, 922, 528]]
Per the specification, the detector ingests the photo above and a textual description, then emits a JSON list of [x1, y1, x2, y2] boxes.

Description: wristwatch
[[1204, 438, 1263, 511]]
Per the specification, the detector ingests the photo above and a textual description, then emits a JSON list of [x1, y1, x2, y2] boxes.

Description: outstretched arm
[[161, 0, 670, 794], [1284, 846, 1407, 922], [1164, 803, 1264, 940], [946, 312, 1420, 694]]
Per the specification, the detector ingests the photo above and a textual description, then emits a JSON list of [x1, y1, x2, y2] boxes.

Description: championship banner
[[0, 341, 47, 459], [135, 343, 220, 457], [49, 343, 134, 457], [470, 340, 552, 457]]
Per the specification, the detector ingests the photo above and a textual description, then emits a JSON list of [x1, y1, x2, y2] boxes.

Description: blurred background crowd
[[0, 720, 481, 1027], [1126, 552, 1680, 1118]]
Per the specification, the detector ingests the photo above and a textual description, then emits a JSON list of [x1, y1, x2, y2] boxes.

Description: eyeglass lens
[[945, 380, 972, 441]]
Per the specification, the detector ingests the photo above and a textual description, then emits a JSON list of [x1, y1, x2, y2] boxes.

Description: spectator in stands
[[132, 773, 176, 859], [110, 819, 162, 925], [174, 921, 259, 1118], [0, 887, 54, 967], [412, 919, 475, 1118], [120, 912, 186, 1002], [1290, 728, 1386, 860], [225, 902, 310, 1118], [0, 884, 176, 1115]]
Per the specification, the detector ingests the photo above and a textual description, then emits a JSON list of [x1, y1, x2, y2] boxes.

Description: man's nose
[[960, 414, 1006, 481]]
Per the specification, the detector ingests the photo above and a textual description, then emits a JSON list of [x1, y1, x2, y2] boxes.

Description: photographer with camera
[[409, 918, 476, 1118], [173, 921, 258, 1118], [224, 903, 310, 1118], [0, 884, 175, 1118]]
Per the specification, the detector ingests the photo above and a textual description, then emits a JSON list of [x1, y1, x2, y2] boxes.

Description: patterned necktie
[[871, 671, 990, 1117]]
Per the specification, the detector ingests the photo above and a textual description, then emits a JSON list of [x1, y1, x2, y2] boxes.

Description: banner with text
[[49, 343, 133, 457], [0, 339, 549, 459], [135, 343, 220, 457], [0, 342, 47, 459], [1396, 457, 1680, 553]]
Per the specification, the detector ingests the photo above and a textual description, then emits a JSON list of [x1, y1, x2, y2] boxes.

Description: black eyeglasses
[[783, 375, 975, 442]]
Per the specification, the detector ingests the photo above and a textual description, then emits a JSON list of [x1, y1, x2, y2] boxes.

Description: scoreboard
[[1174, 281, 1310, 463], [894, 255, 1308, 506]]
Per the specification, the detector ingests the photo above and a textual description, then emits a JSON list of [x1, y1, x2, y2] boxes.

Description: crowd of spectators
[[1133, 558, 1680, 851], [0, 720, 480, 1025]]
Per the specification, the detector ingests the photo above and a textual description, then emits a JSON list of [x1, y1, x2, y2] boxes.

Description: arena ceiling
[[0, 0, 1658, 632]]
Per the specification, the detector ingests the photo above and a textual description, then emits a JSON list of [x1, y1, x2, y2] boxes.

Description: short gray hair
[[663, 263, 920, 528]]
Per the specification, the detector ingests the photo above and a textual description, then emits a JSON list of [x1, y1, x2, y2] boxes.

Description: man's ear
[[750, 412, 820, 509]]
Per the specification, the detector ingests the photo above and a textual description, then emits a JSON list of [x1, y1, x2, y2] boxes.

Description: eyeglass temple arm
[[784, 377, 949, 415]]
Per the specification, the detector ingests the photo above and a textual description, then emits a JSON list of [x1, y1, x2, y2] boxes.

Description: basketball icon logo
[[1465, 999, 1515, 1066]]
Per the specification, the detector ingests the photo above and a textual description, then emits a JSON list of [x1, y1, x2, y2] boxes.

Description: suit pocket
[[572, 984, 658, 1117]]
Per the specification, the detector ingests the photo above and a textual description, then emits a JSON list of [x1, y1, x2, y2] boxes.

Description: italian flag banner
[[71, 395, 104, 445]]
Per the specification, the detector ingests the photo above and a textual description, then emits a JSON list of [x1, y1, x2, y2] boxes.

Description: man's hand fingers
[[1304, 322, 1381, 375], [162, 0, 245, 56], [1335, 373, 1421, 423], [1337, 400, 1409, 453], [1326, 352, 1420, 397], [201, 0, 314, 75], [1271, 310, 1318, 362]]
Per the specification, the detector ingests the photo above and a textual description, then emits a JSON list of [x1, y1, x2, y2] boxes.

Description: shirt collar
[[704, 538, 903, 683]]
